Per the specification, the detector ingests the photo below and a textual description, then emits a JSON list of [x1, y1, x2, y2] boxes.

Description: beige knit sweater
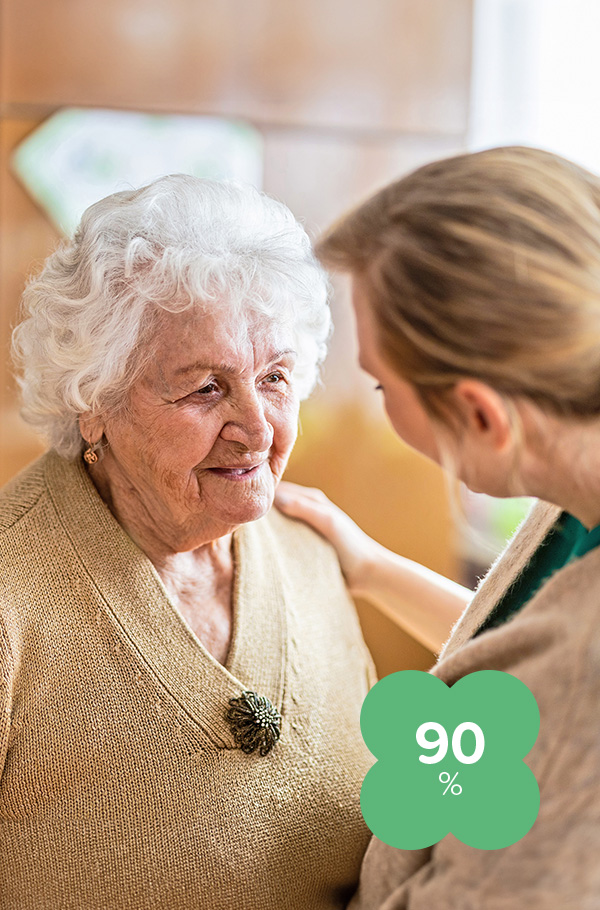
[[350, 498, 600, 910], [0, 452, 376, 910]]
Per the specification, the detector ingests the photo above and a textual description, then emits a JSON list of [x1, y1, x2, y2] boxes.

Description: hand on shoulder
[[275, 481, 377, 593]]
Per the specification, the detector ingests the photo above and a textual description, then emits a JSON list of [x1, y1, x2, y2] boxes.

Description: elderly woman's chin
[[188, 460, 283, 544]]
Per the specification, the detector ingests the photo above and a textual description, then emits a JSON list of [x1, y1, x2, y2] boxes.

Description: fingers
[[275, 480, 331, 508], [274, 482, 337, 539]]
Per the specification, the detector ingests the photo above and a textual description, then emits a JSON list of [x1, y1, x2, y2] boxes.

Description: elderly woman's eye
[[196, 381, 219, 395], [375, 384, 384, 392], [264, 371, 285, 384]]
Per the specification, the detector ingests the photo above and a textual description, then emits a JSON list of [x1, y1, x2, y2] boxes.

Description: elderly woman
[[0, 175, 375, 909], [277, 146, 600, 908]]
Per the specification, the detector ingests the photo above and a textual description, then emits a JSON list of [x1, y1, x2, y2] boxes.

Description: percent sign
[[439, 771, 462, 795]]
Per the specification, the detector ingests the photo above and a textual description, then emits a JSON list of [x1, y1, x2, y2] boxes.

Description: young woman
[[277, 146, 600, 908]]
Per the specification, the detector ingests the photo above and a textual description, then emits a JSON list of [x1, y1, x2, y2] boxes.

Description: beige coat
[[350, 499, 600, 910]]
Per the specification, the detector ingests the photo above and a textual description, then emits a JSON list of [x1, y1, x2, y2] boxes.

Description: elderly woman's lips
[[206, 464, 263, 480]]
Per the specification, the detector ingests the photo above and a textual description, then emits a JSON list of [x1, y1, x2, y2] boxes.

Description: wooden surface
[[0, 118, 60, 413], [2, 0, 472, 133]]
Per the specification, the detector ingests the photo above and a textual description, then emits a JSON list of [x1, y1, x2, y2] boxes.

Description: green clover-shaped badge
[[361, 670, 540, 850]]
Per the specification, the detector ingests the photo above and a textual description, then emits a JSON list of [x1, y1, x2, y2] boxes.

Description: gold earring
[[83, 445, 99, 465]]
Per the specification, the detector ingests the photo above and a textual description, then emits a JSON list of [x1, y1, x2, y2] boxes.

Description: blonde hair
[[317, 146, 600, 427]]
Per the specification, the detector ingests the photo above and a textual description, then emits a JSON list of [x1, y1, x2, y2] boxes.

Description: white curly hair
[[12, 175, 331, 458]]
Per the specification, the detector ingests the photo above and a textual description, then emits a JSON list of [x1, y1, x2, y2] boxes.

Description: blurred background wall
[[0, 0, 476, 673]]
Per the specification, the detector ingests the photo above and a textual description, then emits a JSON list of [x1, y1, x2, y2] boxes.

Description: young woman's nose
[[220, 392, 274, 451]]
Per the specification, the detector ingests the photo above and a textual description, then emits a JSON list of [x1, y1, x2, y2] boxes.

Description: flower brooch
[[226, 690, 282, 756]]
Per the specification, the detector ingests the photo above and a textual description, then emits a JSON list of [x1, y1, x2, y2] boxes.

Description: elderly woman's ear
[[78, 413, 105, 447]]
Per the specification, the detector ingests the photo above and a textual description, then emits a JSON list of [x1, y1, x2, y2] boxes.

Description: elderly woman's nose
[[220, 394, 275, 450]]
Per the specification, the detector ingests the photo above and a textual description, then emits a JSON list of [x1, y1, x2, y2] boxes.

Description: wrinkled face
[[93, 306, 300, 552]]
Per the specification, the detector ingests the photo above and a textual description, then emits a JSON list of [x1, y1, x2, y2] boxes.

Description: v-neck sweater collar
[[44, 450, 287, 749]]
